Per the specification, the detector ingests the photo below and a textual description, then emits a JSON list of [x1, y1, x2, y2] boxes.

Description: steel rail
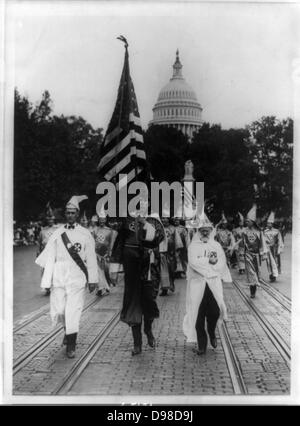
[[13, 295, 101, 374], [52, 310, 121, 395], [259, 279, 291, 313], [218, 321, 248, 395], [232, 280, 290, 368]]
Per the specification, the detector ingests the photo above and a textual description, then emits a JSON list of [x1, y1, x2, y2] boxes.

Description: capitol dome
[[149, 50, 203, 140]]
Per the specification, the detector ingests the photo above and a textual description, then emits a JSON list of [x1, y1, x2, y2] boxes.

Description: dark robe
[[112, 216, 165, 326]]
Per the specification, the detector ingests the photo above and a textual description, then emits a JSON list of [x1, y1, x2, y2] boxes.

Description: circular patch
[[73, 242, 82, 253], [97, 233, 106, 243], [247, 232, 256, 243], [129, 222, 136, 232]]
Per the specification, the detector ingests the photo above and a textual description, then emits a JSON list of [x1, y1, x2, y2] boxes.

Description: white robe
[[36, 224, 98, 334], [183, 234, 232, 343]]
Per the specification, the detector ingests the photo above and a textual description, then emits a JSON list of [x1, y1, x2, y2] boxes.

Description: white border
[[2, 0, 300, 406]]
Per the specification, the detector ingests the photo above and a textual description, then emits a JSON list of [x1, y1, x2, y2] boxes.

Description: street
[[12, 234, 292, 397]]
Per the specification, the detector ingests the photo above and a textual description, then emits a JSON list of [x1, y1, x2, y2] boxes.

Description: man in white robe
[[183, 211, 231, 355], [36, 195, 98, 358]]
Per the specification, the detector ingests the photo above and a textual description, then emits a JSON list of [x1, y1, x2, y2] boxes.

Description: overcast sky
[[9, 1, 299, 132]]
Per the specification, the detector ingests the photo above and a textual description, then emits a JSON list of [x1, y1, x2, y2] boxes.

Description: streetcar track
[[259, 279, 291, 312], [52, 309, 121, 395], [218, 321, 248, 395], [232, 280, 290, 368], [13, 294, 103, 374], [14, 304, 51, 333]]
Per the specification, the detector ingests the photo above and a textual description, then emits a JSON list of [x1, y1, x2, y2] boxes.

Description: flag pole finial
[[117, 35, 128, 49]]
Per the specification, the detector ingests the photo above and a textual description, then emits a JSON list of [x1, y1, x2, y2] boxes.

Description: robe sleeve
[[259, 230, 268, 255], [188, 242, 218, 279], [211, 242, 232, 282], [35, 236, 56, 289], [277, 230, 284, 254]]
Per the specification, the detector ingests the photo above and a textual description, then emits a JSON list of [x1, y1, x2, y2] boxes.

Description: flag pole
[[114, 36, 129, 188]]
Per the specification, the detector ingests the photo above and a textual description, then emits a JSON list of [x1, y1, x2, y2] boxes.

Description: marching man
[[264, 211, 284, 280], [183, 210, 231, 355], [232, 212, 246, 275], [92, 207, 116, 296], [215, 213, 235, 268], [35, 195, 98, 358], [243, 205, 268, 298]]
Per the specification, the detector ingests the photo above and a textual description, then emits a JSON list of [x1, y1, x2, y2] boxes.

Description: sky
[[8, 1, 300, 132]]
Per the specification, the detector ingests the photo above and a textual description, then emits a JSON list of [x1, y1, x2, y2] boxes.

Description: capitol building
[[149, 50, 203, 140]]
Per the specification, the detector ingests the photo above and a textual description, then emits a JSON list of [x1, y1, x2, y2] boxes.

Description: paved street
[[12, 234, 292, 398], [13, 245, 50, 322]]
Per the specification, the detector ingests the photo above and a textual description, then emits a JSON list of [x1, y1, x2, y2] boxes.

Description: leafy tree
[[190, 123, 259, 221], [245, 116, 293, 217], [14, 89, 103, 221], [144, 125, 189, 182]]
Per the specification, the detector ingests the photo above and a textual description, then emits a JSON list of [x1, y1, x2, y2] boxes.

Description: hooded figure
[[183, 210, 231, 355], [173, 205, 188, 278], [92, 206, 116, 295], [35, 195, 98, 358], [264, 211, 284, 277], [215, 212, 235, 267], [243, 204, 268, 297], [232, 212, 246, 274], [159, 206, 182, 296], [111, 198, 165, 356]]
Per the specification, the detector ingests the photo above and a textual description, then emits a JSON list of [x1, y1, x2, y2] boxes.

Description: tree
[[14, 89, 103, 221], [144, 125, 189, 182], [245, 116, 293, 218], [189, 123, 258, 221]]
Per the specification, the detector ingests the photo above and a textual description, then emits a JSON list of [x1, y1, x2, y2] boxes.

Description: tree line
[[14, 89, 293, 222]]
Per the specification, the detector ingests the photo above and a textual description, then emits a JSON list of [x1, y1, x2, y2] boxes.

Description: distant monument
[[183, 160, 194, 181]]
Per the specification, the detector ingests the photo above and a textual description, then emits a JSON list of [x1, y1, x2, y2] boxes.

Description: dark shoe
[[146, 332, 156, 348], [66, 348, 76, 358], [270, 275, 276, 283], [66, 333, 77, 357], [96, 290, 103, 297], [196, 348, 206, 355], [159, 290, 168, 296], [45, 288, 51, 296], [131, 345, 142, 356], [250, 285, 257, 298], [210, 337, 217, 348]]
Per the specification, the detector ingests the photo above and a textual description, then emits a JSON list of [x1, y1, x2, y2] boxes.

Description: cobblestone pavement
[[13, 286, 124, 395], [13, 263, 291, 397]]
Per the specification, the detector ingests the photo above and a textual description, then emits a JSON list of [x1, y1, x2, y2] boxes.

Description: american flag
[[97, 42, 147, 190]]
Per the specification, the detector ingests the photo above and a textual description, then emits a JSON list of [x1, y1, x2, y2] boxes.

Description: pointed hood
[[45, 202, 55, 219], [97, 204, 107, 219], [221, 212, 227, 224], [66, 195, 88, 210], [267, 211, 275, 223], [246, 204, 257, 222], [237, 211, 244, 223], [197, 207, 213, 229]]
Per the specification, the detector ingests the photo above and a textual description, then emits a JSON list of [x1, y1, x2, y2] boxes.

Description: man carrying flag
[[98, 39, 164, 356]]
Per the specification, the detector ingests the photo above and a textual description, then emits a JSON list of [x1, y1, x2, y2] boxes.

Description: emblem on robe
[[73, 242, 82, 253]]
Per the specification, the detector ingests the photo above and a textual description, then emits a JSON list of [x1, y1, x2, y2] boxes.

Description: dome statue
[[149, 50, 203, 141]]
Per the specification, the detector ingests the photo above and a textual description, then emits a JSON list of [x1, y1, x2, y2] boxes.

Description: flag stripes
[[97, 46, 148, 188]]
